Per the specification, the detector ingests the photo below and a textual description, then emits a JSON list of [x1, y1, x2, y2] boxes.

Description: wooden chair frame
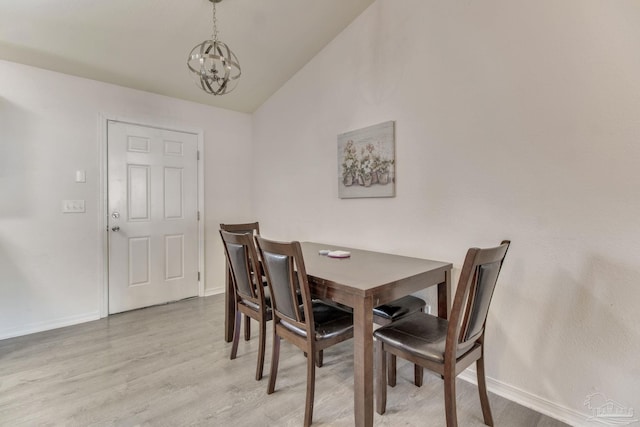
[[375, 240, 510, 427], [220, 222, 260, 342], [219, 229, 270, 381], [256, 236, 353, 426]]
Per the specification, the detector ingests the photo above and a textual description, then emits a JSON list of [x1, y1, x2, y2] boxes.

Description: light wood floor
[[0, 295, 568, 426]]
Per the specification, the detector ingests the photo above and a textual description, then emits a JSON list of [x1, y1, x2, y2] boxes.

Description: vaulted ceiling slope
[[0, 0, 375, 113]]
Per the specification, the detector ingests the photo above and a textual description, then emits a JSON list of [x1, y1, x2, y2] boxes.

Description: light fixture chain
[[211, 1, 219, 42]]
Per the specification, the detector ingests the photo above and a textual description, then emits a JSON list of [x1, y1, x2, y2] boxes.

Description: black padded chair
[[373, 295, 427, 386], [219, 229, 270, 381], [322, 294, 427, 381], [220, 222, 261, 342], [255, 236, 354, 427], [374, 240, 510, 427], [373, 295, 426, 326]]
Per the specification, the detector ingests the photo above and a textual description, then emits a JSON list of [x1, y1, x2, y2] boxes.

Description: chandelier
[[187, 0, 241, 95]]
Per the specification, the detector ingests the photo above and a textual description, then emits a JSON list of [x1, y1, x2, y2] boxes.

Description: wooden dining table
[[222, 240, 452, 426], [300, 242, 452, 427]]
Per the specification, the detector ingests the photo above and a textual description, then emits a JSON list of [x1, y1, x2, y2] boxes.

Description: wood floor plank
[[0, 295, 569, 426]]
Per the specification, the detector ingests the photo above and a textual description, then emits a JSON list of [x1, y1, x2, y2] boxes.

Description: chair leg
[[305, 350, 324, 367], [267, 334, 280, 394], [476, 357, 494, 426], [244, 314, 251, 341], [304, 350, 316, 427], [387, 353, 396, 387], [383, 354, 423, 389], [375, 339, 387, 415], [443, 371, 458, 427], [255, 319, 266, 381], [230, 310, 241, 360], [414, 364, 424, 387], [413, 306, 426, 387]]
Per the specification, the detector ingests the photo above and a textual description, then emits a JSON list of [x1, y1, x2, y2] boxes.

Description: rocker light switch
[[62, 200, 85, 213]]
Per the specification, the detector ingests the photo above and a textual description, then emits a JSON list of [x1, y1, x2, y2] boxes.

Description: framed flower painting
[[337, 121, 395, 199]]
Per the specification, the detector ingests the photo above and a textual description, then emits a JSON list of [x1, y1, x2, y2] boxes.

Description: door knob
[[111, 226, 120, 232]]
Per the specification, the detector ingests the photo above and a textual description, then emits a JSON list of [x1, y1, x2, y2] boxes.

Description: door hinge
[[197, 150, 200, 160], [198, 272, 201, 281], [197, 211, 200, 221]]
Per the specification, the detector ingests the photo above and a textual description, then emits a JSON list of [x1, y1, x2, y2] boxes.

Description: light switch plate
[[62, 200, 85, 213]]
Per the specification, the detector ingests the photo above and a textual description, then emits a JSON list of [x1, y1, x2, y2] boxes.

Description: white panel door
[[107, 121, 199, 314]]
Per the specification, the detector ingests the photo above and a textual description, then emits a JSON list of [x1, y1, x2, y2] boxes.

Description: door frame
[[98, 114, 206, 318]]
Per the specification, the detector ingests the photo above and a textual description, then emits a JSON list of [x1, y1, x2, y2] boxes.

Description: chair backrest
[[219, 230, 266, 310], [220, 221, 261, 282], [447, 240, 510, 356], [220, 222, 260, 236], [255, 236, 314, 338]]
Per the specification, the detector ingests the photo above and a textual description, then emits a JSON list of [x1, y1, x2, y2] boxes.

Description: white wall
[[252, 0, 640, 423], [0, 59, 252, 338]]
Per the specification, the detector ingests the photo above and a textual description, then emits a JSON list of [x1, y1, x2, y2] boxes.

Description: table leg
[[353, 296, 374, 427], [224, 267, 235, 343], [437, 268, 451, 319]]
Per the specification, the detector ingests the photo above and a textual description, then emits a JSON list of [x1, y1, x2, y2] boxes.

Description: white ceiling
[[0, 0, 374, 113]]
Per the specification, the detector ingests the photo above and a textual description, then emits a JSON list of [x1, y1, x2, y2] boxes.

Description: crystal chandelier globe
[[187, 0, 241, 95]]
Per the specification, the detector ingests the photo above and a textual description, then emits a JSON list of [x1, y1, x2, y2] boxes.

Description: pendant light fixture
[[187, 0, 241, 95]]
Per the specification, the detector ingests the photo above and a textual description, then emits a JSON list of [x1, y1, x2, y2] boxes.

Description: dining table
[[300, 241, 452, 427], [222, 240, 452, 426]]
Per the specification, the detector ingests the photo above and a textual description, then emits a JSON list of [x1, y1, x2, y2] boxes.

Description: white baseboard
[[0, 311, 100, 341], [203, 286, 224, 297], [459, 370, 586, 426]]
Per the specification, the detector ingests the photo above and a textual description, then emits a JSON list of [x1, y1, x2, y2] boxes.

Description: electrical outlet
[[62, 200, 85, 213]]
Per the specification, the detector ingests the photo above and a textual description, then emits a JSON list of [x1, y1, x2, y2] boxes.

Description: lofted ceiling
[[0, 0, 374, 113]]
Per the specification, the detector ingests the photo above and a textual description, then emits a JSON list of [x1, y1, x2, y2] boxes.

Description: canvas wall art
[[337, 121, 395, 199]]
